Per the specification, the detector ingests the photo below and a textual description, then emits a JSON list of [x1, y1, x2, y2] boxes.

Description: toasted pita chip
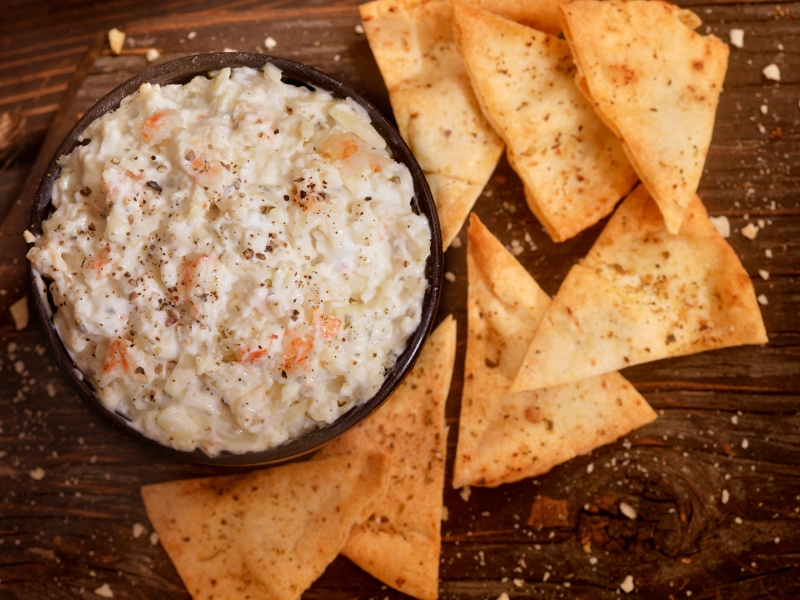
[[360, 0, 504, 249], [512, 184, 768, 392], [561, 0, 728, 234], [454, 214, 655, 487], [466, 0, 566, 35], [141, 453, 392, 600], [453, 1, 637, 241], [316, 316, 457, 600]]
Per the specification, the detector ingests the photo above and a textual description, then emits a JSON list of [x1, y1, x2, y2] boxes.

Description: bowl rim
[[27, 52, 443, 466]]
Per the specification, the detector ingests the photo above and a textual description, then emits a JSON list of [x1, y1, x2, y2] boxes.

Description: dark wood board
[[1, 2, 799, 599]]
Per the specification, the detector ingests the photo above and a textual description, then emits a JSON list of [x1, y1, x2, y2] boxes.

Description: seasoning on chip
[[560, 0, 728, 234], [453, 1, 636, 242], [467, 0, 567, 35], [512, 184, 768, 393], [317, 316, 457, 600], [359, 0, 504, 249], [141, 453, 391, 600], [453, 215, 655, 488]]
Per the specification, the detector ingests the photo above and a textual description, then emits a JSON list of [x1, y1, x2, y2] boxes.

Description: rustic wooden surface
[[1, 1, 799, 599]]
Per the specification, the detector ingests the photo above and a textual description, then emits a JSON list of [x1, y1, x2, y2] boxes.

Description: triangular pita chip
[[512, 184, 768, 392], [453, 1, 637, 241], [141, 453, 391, 600], [454, 214, 655, 487], [360, 0, 504, 249], [465, 0, 567, 35], [561, 0, 729, 234], [316, 316, 457, 600]]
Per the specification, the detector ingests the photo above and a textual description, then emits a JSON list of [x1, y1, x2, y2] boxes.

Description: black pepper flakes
[[79, 187, 92, 197], [146, 181, 162, 193], [135, 366, 145, 375], [281, 370, 288, 378]]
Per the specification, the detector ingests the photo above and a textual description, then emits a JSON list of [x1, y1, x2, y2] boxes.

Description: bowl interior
[[28, 53, 443, 466]]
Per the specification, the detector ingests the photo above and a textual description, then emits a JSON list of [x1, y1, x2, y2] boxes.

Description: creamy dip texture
[[28, 64, 431, 455]]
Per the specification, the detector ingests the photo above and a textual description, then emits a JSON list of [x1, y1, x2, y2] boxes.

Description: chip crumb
[[762, 63, 781, 81], [10, 296, 29, 331], [775, 537, 781, 544], [758, 269, 770, 281], [94, 583, 114, 598], [132, 523, 146, 538], [265, 36, 277, 50], [741, 438, 750, 449], [29, 467, 45, 480], [741, 222, 759, 239], [765, 248, 773, 258], [497, 594, 510, 600], [459, 485, 471, 502], [757, 294, 768, 306], [108, 28, 125, 55], [450, 235, 462, 249], [731, 414, 739, 425], [355, 24, 365, 34], [709, 215, 730, 238], [722, 489, 730, 504], [149, 532, 159, 545], [542, 571, 550, 582], [734, 516, 743, 524], [187, 31, 196, 40], [14, 360, 25, 374], [441, 506, 449, 522], [760, 104, 769, 115], [145, 48, 160, 62], [619, 501, 637, 520], [23, 230, 36, 243], [589, 556, 598, 565], [729, 28, 744, 48], [223, 47, 237, 53], [512, 578, 524, 588], [620, 575, 635, 593], [444, 271, 456, 283], [586, 463, 594, 474]]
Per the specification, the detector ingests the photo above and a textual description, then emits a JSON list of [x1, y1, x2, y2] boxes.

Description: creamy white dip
[[28, 64, 431, 455]]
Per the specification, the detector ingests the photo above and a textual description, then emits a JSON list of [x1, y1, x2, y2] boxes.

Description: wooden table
[[1, 1, 799, 598]]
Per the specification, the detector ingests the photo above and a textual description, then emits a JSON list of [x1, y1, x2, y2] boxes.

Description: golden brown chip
[[454, 214, 655, 487], [512, 184, 768, 392], [141, 453, 391, 600], [561, 0, 728, 234], [466, 0, 567, 35], [316, 316, 457, 600], [453, 1, 637, 241], [360, 0, 504, 249]]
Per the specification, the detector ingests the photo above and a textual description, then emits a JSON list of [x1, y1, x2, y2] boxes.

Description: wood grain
[[1, 1, 799, 599]]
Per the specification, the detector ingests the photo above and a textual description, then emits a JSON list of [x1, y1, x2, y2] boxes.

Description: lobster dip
[[27, 64, 431, 455]]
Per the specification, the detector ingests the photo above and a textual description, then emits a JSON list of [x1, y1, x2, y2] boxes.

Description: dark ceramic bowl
[[27, 53, 442, 466]]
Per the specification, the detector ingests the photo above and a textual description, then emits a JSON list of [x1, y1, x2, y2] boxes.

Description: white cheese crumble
[[729, 29, 744, 48], [619, 501, 637, 520], [108, 29, 125, 55], [709, 215, 730, 238], [9, 296, 28, 330], [460, 485, 472, 502], [620, 575, 634, 593], [94, 583, 114, 598], [741, 222, 759, 239], [28, 65, 431, 456], [762, 63, 781, 81]]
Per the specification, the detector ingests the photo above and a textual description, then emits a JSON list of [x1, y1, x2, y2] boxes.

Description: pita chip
[[316, 316, 457, 600], [561, 0, 729, 234], [466, 0, 567, 35], [454, 214, 655, 487], [141, 453, 391, 600], [360, 0, 504, 249], [512, 184, 768, 392], [453, 1, 637, 242]]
